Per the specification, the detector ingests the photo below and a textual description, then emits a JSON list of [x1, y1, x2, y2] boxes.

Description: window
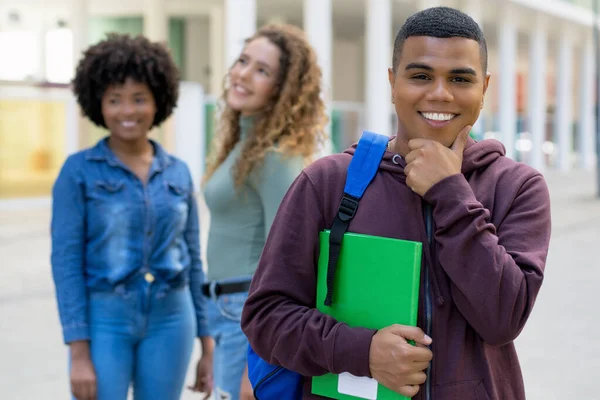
[[45, 28, 74, 84], [0, 30, 38, 81]]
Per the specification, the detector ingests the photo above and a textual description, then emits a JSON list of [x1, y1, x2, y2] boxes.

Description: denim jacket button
[[144, 272, 155, 283]]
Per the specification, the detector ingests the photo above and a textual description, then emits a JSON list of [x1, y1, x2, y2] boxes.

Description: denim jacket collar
[[85, 137, 173, 173]]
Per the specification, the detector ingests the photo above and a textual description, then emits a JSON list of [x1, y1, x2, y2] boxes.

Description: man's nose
[[426, 79, 453, 102]]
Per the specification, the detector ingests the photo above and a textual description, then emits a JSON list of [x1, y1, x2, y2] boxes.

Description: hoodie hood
[[343, 137, 506, 175]]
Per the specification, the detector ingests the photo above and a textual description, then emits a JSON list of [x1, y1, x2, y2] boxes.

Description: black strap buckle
[[338, 195, 359, 221]]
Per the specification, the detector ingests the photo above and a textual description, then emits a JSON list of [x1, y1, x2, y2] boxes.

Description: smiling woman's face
[[226, 37, 282, 116], [101, 78, 157, 141]]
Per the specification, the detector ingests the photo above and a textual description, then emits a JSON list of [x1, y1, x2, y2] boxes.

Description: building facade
[[0, 0, 597, 205]]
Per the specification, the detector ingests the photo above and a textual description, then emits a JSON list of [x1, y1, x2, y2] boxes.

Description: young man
[[241, 7, 551, 400]]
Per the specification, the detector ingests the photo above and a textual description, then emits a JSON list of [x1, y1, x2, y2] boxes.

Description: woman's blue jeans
[[71, 279, 195, 400], [205, 279, 250, 400]]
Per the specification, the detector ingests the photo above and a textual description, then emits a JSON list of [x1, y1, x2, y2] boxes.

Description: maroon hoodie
[[241, 138, 551, 400]]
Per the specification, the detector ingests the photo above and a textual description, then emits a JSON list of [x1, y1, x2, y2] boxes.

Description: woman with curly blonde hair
[[188, 24, 327, 399]]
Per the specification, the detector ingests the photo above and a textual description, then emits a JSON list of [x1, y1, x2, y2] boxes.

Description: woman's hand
[[188, 337, 214, 399], [69, 341, 97, 400]]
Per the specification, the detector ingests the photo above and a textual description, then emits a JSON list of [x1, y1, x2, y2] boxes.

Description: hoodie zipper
[[423, 202, 434, 400]]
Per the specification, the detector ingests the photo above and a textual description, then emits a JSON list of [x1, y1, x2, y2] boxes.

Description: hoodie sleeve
[[241, 171, 376, 377], [423, 172, 551, 346]]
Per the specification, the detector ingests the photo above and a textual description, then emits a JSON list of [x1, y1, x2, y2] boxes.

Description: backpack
[[247, 130, 390, 400]]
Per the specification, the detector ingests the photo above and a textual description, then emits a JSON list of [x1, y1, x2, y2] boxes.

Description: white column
[[463, 0, 484, 138], [38, 15, 47, 82], [225, 0, 256, 69], [175, 82, 205, 190], [418, 0, 442, 9], [578, 37, 596, 170], [304, 0, 333, 148], [498, 6, 518, 160], [527, 16, 547, 172], [365, 0, 392, 137], [144, 0, 168, 43], [555, 29, 574, 172], [209, 6, 225, 96], [70, 0, 88, 70]]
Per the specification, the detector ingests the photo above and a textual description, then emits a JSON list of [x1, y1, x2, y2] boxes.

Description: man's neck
[[390, 134, 411, 157]]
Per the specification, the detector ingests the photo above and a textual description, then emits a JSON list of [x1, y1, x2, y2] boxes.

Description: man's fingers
[[396, 384, 421, 398], [412, 360, 431, 372], [451, 125, 472, 154], [388, 324, 432, 346], [404, 149, 421, 165], [408, 138, 431, 151], [404, 345, 433, 363]]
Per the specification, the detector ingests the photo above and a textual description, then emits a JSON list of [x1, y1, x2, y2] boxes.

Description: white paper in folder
[[338, 372, 378, 400]]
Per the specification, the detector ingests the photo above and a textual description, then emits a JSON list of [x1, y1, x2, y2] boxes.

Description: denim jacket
[[51, 138, 208, 343]]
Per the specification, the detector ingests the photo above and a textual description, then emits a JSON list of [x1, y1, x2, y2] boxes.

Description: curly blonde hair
[[204, 24, 327, 187]]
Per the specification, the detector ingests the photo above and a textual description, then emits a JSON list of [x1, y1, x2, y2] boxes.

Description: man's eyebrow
[[405, 63, 433, 71], [404, 63, 478, 76], [450, 67, 477, 76]]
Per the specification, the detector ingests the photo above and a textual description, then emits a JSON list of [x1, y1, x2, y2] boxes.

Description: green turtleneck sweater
[[203, 116, 305, 281]]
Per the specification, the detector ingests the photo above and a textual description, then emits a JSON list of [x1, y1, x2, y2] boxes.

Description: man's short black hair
[[392, 6, 488, 73], [72, 33, 180, 128]]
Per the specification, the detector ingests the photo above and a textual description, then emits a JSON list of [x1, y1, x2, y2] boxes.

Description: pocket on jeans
[[216, 292, 247, 321], [434, 379, 491, 400]]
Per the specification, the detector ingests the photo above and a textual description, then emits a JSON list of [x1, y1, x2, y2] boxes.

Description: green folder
[[312, 230, 423, 400]]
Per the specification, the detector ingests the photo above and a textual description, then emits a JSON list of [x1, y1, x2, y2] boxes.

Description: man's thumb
[[451, 125, 472, 154]]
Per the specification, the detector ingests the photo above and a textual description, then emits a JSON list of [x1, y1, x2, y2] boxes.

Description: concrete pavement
[[1, 169, 599, 399]]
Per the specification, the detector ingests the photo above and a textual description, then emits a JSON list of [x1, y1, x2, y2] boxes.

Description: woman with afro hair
[[50, 33, 211, 400], [189, 24, 327, 400]]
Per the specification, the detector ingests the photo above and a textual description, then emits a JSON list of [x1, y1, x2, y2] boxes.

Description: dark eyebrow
[[405, 63, 433, 71], [450, 67, 477, 76], [405, 63, 477, 76]]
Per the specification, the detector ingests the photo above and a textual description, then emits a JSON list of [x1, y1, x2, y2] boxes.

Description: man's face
[[388, 36, 490, 148]]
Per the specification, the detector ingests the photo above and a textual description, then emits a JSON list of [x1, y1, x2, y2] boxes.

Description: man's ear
[[388, 68, 395, 104], [481, 73, 491, 109]]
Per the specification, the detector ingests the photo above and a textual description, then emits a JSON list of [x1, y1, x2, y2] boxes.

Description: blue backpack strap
[[324, 131, 389, 306]]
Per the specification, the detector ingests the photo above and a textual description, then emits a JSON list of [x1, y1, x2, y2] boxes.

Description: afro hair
[[72, 33, 180, 128]]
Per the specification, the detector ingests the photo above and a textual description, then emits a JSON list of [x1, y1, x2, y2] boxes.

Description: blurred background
[[0, 0, 599, 399]]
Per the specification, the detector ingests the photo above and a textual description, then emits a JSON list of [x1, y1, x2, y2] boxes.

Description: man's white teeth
[[422, 112, 455, 121], [122, 121, 136, 127]]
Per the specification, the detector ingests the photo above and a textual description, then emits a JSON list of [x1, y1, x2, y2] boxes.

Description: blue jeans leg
[[206, 291, 249, 400], [87, 291, 136, 400], [80, 283, 195, 400], [133, 286, 195, 400]]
